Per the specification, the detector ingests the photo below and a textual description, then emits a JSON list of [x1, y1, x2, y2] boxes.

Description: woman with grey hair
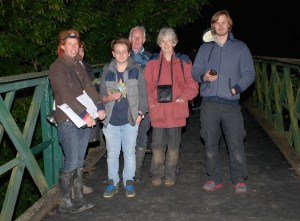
[[144, 27, 199, 186]]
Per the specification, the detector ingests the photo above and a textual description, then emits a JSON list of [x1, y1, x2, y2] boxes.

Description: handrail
[[251, 56, 300, 154], [0, 71, 61, 221], [0, 64, 104, 221], [1, 58, 299, 220]]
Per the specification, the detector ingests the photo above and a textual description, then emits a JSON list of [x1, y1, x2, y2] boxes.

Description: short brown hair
[[111, 38, 131, 52]]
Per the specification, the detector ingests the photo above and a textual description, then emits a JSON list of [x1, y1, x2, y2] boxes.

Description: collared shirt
[[130, 47, 151, 70]]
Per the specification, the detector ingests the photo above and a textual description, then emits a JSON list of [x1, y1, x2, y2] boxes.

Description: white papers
[[76, 93, 98, 119], [57, 104, 86, 128], [57, 92, 98, 128]]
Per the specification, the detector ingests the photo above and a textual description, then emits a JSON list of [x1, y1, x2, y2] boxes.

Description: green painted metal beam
[[0, 96, 49, 194]]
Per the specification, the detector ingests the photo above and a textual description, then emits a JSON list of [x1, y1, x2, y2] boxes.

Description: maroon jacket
[[144, 51, 199, 128]]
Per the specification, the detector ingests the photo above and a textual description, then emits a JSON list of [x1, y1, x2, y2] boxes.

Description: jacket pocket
[[149, 104, 165, 122], [174, 102, 189, 119], [217, 74, 232, 99]]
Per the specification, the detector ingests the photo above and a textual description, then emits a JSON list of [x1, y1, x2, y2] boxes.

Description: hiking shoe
[[152, 179, 162, 186], [203, 181, 223, 191], [234, 182, 247, 193], [165, 179, 175, 186], [103, 179, 118, 198], [83, 184, 93, 194], [124, 180, 136, 197]]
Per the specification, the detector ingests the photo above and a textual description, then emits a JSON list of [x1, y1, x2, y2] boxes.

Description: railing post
[[41, 81, 63, 187]]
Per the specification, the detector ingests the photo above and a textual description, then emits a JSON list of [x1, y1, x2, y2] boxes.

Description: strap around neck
[[157, 55, 173, 86]]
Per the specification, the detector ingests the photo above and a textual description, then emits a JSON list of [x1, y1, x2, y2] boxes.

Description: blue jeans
[[103, 123, 139, 185], [57, 120, 90, 172], [136, 113, 151, 148], [200, 102, 248, 184]]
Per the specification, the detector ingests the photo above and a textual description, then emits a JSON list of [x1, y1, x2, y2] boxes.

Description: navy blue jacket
[[192, 32, 255, 104]]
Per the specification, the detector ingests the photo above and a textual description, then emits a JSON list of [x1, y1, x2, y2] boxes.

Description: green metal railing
[[1, 58, 299, 220], [0, 65, 103, 221], [0, 71, 62, 221], [251, 56, 300, 154]]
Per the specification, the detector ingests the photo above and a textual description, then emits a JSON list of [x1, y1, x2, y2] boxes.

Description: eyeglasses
[[61, 33, 79, 42], [160, 39, 173, 45]]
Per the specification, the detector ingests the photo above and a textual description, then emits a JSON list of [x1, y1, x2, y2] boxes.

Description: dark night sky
[[176, 1, 300, 59]]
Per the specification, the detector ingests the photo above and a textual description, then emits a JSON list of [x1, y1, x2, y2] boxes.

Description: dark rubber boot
[[73, 167, 94, 211], [134, 147, 146, 182], [59, 170, 83, 213]]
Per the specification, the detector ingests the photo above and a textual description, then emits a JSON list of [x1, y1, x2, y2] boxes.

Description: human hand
[[204, 69, 218, 82], [106, 91, 122, 101], [231, 88, 236, 95], [84, 115, 96, 127], [98, 110, 106, 120], [135, 116, 143, 124], [176, 97, 184, 102]]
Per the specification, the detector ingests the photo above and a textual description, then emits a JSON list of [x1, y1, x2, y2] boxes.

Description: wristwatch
[[138, 113, 144, 119]]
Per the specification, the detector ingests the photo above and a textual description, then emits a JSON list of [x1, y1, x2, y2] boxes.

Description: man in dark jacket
[[192, 10, 255, 193]]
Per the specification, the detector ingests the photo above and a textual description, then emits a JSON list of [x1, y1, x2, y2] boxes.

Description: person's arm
[[178, 60, 199, 102], [144, 61, 157, 108], [192, 47, 205, 83], [231, 44, 256, 94], [137, 66, 148, 115], [99, 67, 122, 103]]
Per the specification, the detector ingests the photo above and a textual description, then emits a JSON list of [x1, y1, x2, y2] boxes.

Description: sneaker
[[124, 180, 136, 197], [103, 179, 118, 198], [152, 179, 162, 186], [234, 182, 247, 193], [203, 181, 223, 191], [165, 179, 175, 186]]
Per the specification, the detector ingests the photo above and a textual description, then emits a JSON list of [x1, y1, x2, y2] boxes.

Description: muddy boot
[[134, 147, 146, 182], [73, 167, 94, 211], [59, 170, 83, 213]]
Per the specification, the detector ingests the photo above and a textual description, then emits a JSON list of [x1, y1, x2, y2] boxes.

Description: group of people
[[48, 10, 255, 213]]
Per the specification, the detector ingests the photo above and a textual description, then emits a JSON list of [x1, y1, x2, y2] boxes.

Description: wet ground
[[43, 107, 300, 221]]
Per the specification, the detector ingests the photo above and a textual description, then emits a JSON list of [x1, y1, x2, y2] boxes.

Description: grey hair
[[156, 27, 178, 45], [129, 26, 146, 40]]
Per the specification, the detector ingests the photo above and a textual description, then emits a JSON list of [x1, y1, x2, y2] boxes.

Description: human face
[[78, 47, 84, 59], [213, 14, 230, 37], [129, 28, 145, 52], [61, 38, 79, 58], [159, 37, 176, 55], [112, 43, 130, 64]]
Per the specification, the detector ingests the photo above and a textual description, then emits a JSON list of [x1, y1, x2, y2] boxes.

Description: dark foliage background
[[0, 0, 210, 76]]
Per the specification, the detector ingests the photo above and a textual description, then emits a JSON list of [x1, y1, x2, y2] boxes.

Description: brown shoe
[[152, 179, 162, 186], [83, 184, 93, 194], [165, 179, 175, 186]]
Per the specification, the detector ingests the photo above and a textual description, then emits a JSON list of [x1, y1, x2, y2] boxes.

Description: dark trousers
[[136, 114, 151, 148], [151, 127, 182, 180], [200, 102, 248, 184]]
